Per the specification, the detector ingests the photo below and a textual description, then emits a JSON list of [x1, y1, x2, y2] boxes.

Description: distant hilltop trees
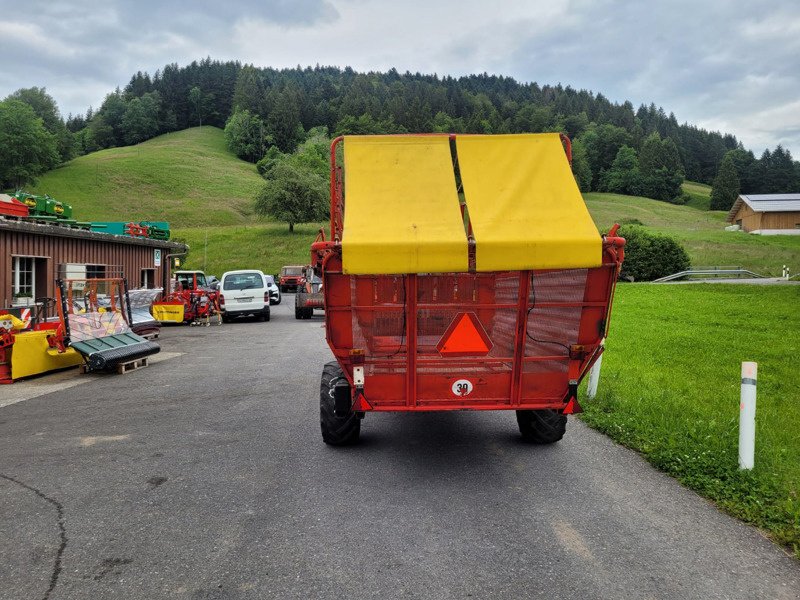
[[2, 58, 798, 208]]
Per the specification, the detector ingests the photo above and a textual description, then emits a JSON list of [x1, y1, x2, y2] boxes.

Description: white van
[[219, 270, 270, 323]]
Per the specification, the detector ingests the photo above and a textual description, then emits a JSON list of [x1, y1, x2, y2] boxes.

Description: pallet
[[80, 357, 149, 375], [142, 331, 159, 340]]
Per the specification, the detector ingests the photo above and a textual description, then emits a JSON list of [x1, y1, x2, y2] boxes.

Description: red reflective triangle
[[436, 312, 493, 357], [562, 397, 583, 415], [353, 393, 372, 412]]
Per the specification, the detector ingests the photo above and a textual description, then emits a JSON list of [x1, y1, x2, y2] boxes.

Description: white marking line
[[79, 434, 131, 447], [0, 352, 184, 409]]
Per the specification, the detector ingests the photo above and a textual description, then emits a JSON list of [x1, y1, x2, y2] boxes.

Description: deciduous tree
[[255, 162, 328, 232]]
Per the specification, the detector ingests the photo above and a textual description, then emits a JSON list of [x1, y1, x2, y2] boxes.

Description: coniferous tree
[[710, 152, 740, 211]]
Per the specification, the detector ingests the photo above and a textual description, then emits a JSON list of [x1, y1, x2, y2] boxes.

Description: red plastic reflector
[[562, 397, 583, 415], [436, 312, 493, 357], [353, 393, 372, 411]]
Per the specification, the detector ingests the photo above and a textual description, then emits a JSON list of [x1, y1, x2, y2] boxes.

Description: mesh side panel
[[529, 269, 587, 303], [525, 306, 582, 357], [351, 276, 406, 356], [523, 358, 569, 374]]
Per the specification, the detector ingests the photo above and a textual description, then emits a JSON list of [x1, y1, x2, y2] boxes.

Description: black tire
[[280, 285, 286, 293], [221, 314, 231, 324], [516, 409, 567, 444], [320, 361, 360, 445], [303, 307, 313, 319], [263, 308, 270, 322]]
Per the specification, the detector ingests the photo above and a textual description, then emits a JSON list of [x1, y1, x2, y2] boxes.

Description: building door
[[141, 269, 155, 288]]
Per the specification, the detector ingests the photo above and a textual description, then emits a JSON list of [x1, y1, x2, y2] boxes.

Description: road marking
[[79, 435, 131, 448]]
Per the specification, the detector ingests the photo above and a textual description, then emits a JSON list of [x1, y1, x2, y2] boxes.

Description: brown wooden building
[[1, 219, 186, 309], [726, 194, 800, 233]]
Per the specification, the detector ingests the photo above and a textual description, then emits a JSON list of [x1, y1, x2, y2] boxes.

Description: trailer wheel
[[516, 410, 567, 444], [320, 361, 361, 445]]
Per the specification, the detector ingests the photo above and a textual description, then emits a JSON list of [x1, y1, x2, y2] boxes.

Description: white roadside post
[[587, 340, 605, 400], [738, 361, 757, 470]]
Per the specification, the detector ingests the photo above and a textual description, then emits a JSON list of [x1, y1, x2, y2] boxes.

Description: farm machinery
[[152, 270, 221, 325], [294, 265, 324, 319], [310, 133, 625, 445], [0, 303, 82, 383], [52, 275, 161, 371], [279, 265, 306, 292], [0, 275, 159, 381]]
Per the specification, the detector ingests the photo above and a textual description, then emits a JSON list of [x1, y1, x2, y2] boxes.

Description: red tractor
[[310, 133, 625, 445], [279, 265, 306, 293]]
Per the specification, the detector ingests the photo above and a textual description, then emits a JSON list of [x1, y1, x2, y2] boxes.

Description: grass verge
[[581, 283, 800, 557]]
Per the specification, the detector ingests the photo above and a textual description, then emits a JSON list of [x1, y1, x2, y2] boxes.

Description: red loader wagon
[[311, 133, 625, 445]]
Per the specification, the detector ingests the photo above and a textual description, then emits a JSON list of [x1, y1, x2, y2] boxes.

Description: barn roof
[[726, 194, 800, 222]]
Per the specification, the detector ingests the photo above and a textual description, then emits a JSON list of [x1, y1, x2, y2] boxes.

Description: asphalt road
[[0, 297, 798, 600]]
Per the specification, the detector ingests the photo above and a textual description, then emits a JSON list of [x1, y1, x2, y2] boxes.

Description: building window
[[86, 264, 106, 279], [12, 256, 35, 305]]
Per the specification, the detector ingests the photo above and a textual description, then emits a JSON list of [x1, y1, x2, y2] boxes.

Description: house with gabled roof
[[726, 194, 800, 234]]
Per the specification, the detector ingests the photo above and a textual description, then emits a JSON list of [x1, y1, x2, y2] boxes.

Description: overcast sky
[[1, 0, 798, 156]]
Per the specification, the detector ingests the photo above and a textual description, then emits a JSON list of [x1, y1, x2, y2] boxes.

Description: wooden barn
[[726, 194, 800, 234]]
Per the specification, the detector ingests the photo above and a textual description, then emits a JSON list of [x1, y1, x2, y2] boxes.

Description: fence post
[[739, 361, 757, 470], [587, 343, 604, 400]]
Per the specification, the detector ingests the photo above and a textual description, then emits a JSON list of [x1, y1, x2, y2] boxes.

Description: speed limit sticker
[[451, 379, 474, 397]]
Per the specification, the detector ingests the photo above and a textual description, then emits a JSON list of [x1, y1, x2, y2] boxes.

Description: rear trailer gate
[[324, 264, 617, 410], [314, 133, 624, 417]]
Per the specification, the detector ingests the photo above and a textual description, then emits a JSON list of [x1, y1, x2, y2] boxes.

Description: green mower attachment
[[55, 276, 160, 372]]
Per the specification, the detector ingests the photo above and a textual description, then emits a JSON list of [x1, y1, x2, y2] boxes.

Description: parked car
[[218, 270, 270, 323], [206, 275, 219, 290], [279, 265, 306, 292], [263, 274, 281, 305]]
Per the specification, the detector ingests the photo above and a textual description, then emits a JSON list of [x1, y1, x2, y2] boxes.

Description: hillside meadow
[[30, 127, 264, 227]]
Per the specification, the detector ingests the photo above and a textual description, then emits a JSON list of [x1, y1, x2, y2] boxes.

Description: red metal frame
[[312, 134, 624, 414]]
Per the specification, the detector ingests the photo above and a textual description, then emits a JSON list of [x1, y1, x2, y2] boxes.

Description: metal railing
[[653, 266, 766, 283]]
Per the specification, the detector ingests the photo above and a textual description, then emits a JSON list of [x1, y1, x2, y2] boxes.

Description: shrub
[[618, 226, 691, 281]]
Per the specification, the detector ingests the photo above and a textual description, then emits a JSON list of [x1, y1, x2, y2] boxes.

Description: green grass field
[[682, 180, 712, 210], [173, 222, 326, 276], [30, 127, 264, 227], [586, 192, 800, 276], [582, 284, 800, 556]]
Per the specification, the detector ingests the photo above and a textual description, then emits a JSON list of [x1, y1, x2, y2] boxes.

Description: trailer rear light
[[219, 295, 225, 307]]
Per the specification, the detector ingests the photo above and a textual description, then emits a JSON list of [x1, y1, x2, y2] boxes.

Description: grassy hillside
[[30, 127, 263, 227], [582, 284, 800, 556], [28, 131, 799, 277], [586, 193, 800, 276], [177, 193, 800, 277], [174, 223, 325, 277], [682, 180, 712, 210]]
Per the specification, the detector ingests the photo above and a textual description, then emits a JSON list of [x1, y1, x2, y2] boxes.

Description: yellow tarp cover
[[11, 330, 82, 380], [152, 303, 185, 323], [341, 136, 468, 274], [456, 134, 602, 271]]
